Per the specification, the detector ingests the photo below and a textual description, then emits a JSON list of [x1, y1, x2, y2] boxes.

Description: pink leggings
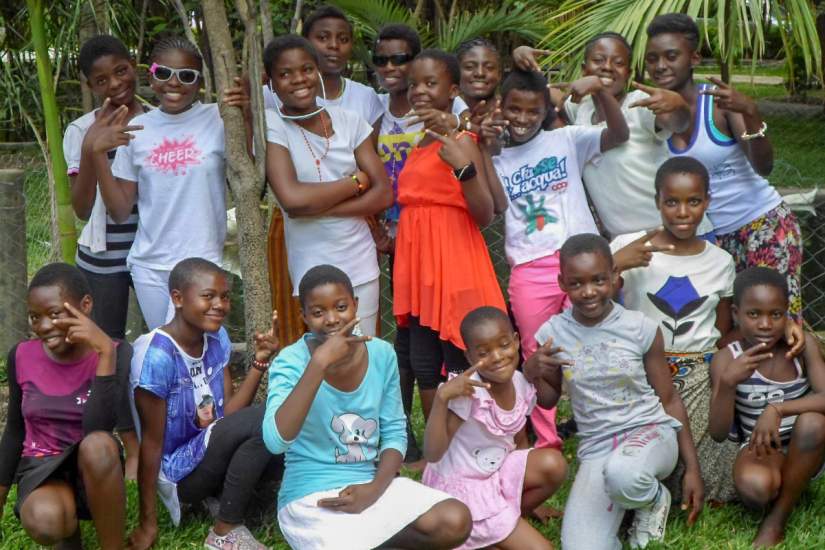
[[508, 253, 567, 450]]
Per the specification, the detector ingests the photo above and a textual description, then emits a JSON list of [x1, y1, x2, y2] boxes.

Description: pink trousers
[[508, 253, 568, 450]]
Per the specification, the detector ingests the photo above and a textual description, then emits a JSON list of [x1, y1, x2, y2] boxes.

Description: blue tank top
[[668, 84, 781, 235]]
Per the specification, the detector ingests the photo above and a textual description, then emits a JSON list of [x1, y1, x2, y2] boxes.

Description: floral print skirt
[[716, 202, 803, 319], [664, 352, 739, 503]]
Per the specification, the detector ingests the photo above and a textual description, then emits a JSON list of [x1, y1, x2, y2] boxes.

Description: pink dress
[[422, 371, 537, 549]]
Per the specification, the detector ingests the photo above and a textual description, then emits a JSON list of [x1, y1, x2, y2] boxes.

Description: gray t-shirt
[[535, 303, 681, 458]]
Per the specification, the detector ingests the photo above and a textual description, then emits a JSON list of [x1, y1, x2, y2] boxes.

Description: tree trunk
[[290, 0, 305, 33], [27, 0, 77, 263], [136, 0, 149, 65], [720, 58, 731, 84], [261, 0, 274, 46], [0, 170, 28, 358], [79, 0, 110, 112], [201, 0, 272, 361]]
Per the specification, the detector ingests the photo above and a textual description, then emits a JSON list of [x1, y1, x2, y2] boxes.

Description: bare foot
[[752, 516, 786, 548], [528, 503, 563, 524]]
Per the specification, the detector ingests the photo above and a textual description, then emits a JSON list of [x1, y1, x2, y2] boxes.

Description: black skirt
[[13, 434, 123, 519]]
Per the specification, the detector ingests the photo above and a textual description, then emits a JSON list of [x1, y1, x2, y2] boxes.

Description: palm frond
[[330, 0, 424, 41], [542, 0, 822, 83], [437, 1, 550, 52]]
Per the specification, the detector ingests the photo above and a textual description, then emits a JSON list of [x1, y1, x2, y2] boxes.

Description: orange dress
[[393, 138, 505, 349]]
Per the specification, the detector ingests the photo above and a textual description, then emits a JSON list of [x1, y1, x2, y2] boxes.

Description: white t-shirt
[[377, 94, 468, 224], [566, 90, 712, 238], [265, 106, 379, 292], [263, 78, 384, 125], [611, 232, 735, 353], [492, 127, 602, 266], [111, 102, 227, 271]]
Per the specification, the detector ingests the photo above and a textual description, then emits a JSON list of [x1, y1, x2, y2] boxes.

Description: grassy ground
[[4, 398, 825, 549]]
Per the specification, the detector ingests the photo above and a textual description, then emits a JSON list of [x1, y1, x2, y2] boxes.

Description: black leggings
[[176, 405, 282, 524], [408, 316, 469, 390]]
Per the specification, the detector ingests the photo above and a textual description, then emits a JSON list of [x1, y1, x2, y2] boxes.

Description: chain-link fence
[[3, 97, 825, 346]]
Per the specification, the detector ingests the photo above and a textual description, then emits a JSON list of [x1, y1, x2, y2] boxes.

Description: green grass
[[4, 397, 825, 549]]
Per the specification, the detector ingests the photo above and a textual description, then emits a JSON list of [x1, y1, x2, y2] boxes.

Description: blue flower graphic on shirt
[[647, 276, 708, 346]]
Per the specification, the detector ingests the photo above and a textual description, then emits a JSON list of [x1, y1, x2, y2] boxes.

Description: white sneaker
[[628, 482, 671, 548]]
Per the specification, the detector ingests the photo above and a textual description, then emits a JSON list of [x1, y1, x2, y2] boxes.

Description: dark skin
[[265, 47, 392, 218], [458, 45, 500, 124], [0, 287, 125, 549], [523, 251, 705, 525], [408, 57, 494, 227], [645, 32, 773, 175], [480, 85, 629, 215], [616, 173, 733, 341], [272, 283, 472, 549], [709, 285, 825, 547], [127, 272, 279, 549], [73, 54, 144, 221], [93, 48, 251, 223], [423, 317, 566, 550]]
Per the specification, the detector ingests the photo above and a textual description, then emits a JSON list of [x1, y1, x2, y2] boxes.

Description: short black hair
[[560, 233, 613, 270], [264, 35, 319, 78], [460, 306, 512, 346], [583, 31, 632, 61], [168, 257, 226, 293], [302, 5, 353, 38], [29, 263, 91, 303], [79, 35, 131, 78], [647, 13, 700, 52], [500, 69, 550, 105], [733, 267, 789, 306], [150, 35, 203, 70], [414, 49, 461, 85], [376, 24, 421, 58], [455, 37, 500, 63], [298, 264, 354, 308], [654, 156, 710, 197]]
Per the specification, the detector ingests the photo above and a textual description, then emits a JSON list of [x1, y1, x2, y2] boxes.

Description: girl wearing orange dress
[[393, 49, 506, 420]]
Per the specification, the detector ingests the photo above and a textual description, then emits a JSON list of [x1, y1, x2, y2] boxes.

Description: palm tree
[[541, 0, 822, 86], [330, 0, 552, 53]]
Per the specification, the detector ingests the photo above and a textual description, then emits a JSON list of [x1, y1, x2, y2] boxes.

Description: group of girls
[[2, 4, 822, 550]]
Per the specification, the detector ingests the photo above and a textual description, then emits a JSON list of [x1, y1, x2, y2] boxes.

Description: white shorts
[[277, 477, 450, 550]]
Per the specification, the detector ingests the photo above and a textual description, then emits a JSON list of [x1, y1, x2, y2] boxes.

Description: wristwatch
[[453, 162, 477, 182]]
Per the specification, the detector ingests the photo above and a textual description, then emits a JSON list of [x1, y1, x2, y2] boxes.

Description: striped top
[[64, 109, 144, 275], [730, 341, 809, 445]]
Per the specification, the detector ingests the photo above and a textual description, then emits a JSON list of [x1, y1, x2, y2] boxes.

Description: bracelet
[[350, 173, 366, 196], [767, 402, 782, 417], [251, 358, 270, 372], [741, 121, 767, 141], [453, 162, 477, 182]]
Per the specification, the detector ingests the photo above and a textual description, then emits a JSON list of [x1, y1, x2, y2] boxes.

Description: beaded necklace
[[297, 111, 330, 182]]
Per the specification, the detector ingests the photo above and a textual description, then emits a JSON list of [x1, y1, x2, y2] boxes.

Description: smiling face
[[582, 37, 631, 98], [656, 172, 709, 241], [464, 317, 520, 385], [270, 47, 321, 114], [459, 45, 501, 101], [500, 88, 547, 144], [28, 285, 92, 358], [374, 38, 413, 94], [171, 271, 230, 333], [149, 48, 202, 114], [407, 58, 457, 112], [86, 54, 137, 107], [306, 17, 353, 76], [559, 251, 618, 326], [644, 32, 700, 91], [733, 285, 788, 350], [301, 282, 358, 343]]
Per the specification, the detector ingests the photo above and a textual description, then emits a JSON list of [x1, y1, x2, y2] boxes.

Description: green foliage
[[542, 0, 823, 86]]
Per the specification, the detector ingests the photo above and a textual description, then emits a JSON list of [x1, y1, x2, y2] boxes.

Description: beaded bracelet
[[251, 358, 270, 372]]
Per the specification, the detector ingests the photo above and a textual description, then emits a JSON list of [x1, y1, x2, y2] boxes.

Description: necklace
[[328, 75, 346, 101], [297, 111, 330, 182]]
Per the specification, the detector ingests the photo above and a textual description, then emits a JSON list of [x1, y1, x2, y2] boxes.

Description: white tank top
[[668, 84, 781, 235]]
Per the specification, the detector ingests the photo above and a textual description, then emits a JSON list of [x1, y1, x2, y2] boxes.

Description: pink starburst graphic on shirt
[[147, 136, 202, 175]]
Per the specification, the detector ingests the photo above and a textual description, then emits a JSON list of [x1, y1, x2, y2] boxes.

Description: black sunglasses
[[372, 53, 413, 67]]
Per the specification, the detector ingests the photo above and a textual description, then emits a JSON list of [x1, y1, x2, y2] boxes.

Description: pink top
[[423, 371, 536, 518]]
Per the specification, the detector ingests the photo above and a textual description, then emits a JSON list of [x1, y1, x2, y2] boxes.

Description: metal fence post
[[0, 169, 28, 356]]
